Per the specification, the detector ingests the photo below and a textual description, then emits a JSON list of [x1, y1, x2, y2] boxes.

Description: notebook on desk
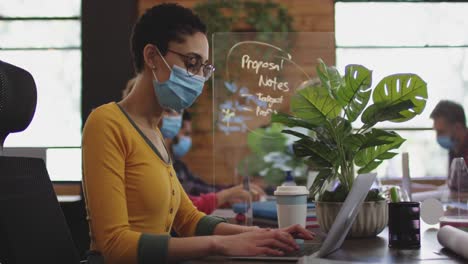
[[230, 172, 378, 261]]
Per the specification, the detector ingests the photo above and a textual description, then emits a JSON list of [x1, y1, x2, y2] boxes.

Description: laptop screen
[[317, 172, 377, 257]]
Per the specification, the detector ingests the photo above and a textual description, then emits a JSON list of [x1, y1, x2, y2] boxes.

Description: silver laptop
[[230, 172, 378, 261]]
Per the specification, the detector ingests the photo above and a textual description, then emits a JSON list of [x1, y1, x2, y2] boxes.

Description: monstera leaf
[[362, 74, 427, 125], [337, 64, 372, 122], [361, 100, 416, 126], [329, 117, 352, 141], [309, 168, 334, 199], [354, 132, 405, 173], [272, 112, 336, 146], [344, 128, 396, 156], [271, 112, 317, 130], [290, 135, 338, 168], [316, 59, 344, 95], [291, 85, 341, 125]]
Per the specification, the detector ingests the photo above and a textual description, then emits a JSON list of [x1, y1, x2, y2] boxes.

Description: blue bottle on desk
[[282, 170, 296, 186]]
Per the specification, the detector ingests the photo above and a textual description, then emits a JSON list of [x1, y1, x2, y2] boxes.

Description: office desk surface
[[188, 224, 466, 264]]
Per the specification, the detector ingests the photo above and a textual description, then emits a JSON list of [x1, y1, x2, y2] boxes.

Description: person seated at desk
[[431, 100, 468, 190], [162, 110, 265, 214], [82, 3, 314, 263]]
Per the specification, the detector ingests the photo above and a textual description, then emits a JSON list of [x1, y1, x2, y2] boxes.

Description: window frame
[[334, 1, 467, 180], [1, 5, 82, 184]]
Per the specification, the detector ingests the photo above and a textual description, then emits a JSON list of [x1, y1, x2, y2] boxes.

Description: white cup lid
[[274, 185, 309, 196]]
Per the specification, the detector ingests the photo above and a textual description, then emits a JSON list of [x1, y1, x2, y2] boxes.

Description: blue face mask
[[152, 63, 205, 113], [437, 135, 455, 150], [172, 136, 192, 159], [161, 115, 182, 140]]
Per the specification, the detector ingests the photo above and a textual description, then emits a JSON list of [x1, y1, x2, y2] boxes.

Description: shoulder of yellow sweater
[[89, 102, 120, 120], [83, 102, 123, 133], [88, 102, 124, 124]]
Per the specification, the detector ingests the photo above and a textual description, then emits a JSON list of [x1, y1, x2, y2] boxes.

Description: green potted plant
[[272, 59, 428, 237]]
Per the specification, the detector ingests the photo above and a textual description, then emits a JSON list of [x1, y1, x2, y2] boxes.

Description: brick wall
[[138, 0, 335, 184]]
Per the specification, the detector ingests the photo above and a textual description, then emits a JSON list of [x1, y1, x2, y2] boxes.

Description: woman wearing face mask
[[82, 3, 314, 264], [124, 80, 261, 214], [124, 77, 184, 142]]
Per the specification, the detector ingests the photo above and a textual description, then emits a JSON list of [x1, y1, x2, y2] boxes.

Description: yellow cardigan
[[82, 103, 224, 264]]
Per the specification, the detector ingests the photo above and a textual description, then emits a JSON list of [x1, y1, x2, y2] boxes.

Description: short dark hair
[[430, 100, 466, 127], [130, 3, 207, 73]]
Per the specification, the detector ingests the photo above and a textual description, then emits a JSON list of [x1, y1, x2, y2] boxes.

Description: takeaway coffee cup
[[274, 185, 309, 228]]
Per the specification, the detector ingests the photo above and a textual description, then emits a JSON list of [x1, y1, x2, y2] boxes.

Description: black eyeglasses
[[167, 49, 215, 80]]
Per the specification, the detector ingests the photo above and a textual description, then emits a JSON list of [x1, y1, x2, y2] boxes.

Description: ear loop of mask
[[150, 64, 159, 82], [150, 46, 172, 82]]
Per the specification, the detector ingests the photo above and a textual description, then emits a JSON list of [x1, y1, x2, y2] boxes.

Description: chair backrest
[[0, 60, 36, 151], [0, 60, 80, 264], [0, 157, 81, 263]]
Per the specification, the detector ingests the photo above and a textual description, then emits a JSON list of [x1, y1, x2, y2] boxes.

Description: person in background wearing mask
[[172, 111, 233, 195], [83, 4, 313, 263], [167, 110, 265, 214], [430, 100, 468, 190]]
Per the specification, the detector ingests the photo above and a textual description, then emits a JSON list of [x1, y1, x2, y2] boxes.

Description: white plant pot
[[316, 200, 388, 238]]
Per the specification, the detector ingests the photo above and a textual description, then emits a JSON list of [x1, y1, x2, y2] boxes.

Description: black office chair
[[0, 60, 81, 264]]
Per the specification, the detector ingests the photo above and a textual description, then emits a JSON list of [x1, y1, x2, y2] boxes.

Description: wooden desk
[[188, 223, 466, 264], [301, 224, 464, 264]]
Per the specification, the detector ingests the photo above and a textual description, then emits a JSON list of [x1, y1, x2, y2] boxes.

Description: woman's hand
[[278, 224, 316, 240], [241, 225, 315, 240], [213, 228, 300, 256]]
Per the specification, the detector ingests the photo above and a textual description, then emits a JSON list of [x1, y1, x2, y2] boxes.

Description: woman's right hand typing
[[212, 228, 299, 256]]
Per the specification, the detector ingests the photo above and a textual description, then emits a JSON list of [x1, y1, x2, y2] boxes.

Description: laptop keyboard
[[282, 243, 322, 257], [228, 243, 322, 261]]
